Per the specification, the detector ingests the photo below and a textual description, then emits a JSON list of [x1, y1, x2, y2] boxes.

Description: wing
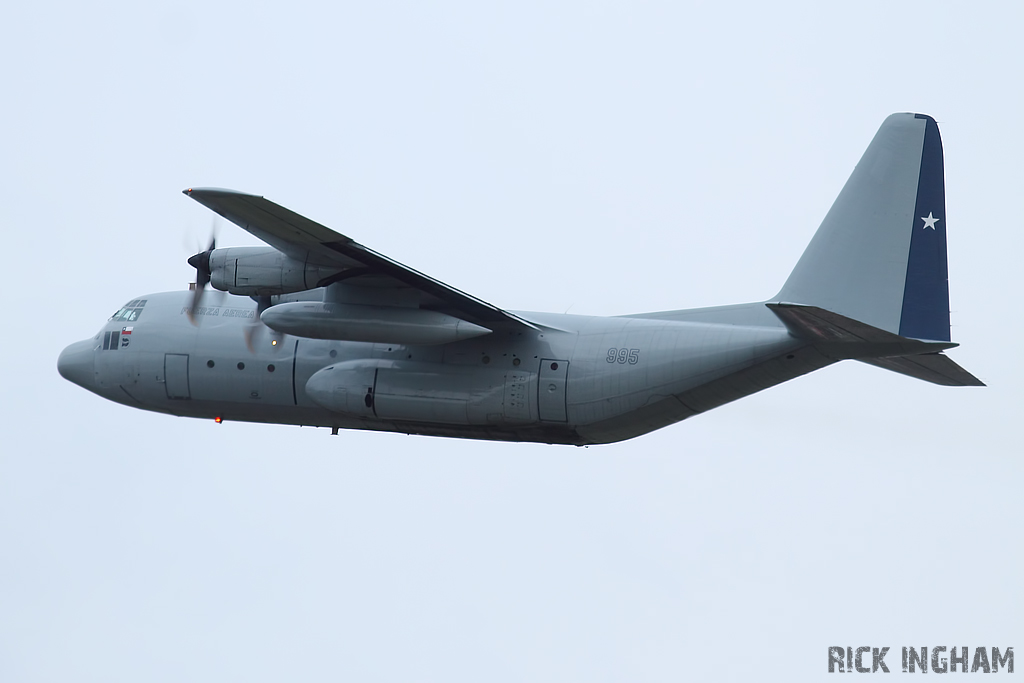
[[184, 187, 536, 329]]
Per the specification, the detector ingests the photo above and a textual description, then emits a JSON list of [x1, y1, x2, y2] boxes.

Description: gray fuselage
[[59, 290, 815, 445]]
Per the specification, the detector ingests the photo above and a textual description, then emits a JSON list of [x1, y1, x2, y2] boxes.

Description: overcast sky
[[2, 1, 1021, 681]]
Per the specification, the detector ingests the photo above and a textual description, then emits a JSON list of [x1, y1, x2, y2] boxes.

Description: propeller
[[186, 234, 216, 325], [244, 295, 284, 353], [184, 217, 282, 351]]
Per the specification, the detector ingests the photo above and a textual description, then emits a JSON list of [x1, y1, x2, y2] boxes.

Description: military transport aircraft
[[58, 113, 982, 445]]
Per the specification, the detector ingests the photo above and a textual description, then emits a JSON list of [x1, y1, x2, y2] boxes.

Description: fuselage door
[[165, 353, 191, 400], [538, 359, 568, 422]]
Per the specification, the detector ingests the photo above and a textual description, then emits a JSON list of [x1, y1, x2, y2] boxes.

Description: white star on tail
[[921, 211, 940, 230]]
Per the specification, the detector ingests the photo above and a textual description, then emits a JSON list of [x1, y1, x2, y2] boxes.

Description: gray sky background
[[2, 2, 1021, 681]]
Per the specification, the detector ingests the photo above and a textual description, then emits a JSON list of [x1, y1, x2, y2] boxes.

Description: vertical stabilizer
[[775, 113, 950, 341]]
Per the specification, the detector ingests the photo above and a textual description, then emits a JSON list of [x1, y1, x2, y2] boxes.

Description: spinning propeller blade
[[186, 234, 216, 325], [244, 295, 284, 353]]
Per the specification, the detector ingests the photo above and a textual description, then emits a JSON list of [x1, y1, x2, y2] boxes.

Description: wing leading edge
[[184, 188, 536, 330]]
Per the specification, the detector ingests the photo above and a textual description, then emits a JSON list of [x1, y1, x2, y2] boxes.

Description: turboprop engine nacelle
[[260, 301, 492, 345], [208, 247, 342, 296]]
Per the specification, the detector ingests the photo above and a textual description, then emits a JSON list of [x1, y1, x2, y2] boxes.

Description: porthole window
[[550, 362, 558, 371], [267, 364, 276, 372], [207, 360, 215, 368], [513, 358, 521, 366], [237, 362, 245, 370], [329, 349, 337, 358]]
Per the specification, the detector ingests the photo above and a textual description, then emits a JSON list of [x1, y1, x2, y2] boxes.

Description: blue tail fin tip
[[898, 114, 951, 342]]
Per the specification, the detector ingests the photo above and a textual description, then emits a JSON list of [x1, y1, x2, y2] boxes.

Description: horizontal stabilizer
[[767, 303, 955, 358], [768, 303, 982, 386], [859, 354, 985, 387]]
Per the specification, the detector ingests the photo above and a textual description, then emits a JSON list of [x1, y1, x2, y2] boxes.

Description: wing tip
[[182, 187, 263, 200]]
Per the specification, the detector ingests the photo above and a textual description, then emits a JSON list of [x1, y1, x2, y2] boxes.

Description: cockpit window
[[109, 299, 147, 322]]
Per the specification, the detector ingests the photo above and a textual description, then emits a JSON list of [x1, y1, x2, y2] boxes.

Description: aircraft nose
[[58, 339, 96, 389]]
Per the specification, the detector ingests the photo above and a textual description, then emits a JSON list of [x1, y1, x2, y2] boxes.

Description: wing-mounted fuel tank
[[306, 359, 535, 426], [207, 247, 342, 296], [261, 302, 492, 345]]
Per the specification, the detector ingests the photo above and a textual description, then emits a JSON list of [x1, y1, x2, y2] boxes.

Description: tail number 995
[[606, 348, 640, 365]]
